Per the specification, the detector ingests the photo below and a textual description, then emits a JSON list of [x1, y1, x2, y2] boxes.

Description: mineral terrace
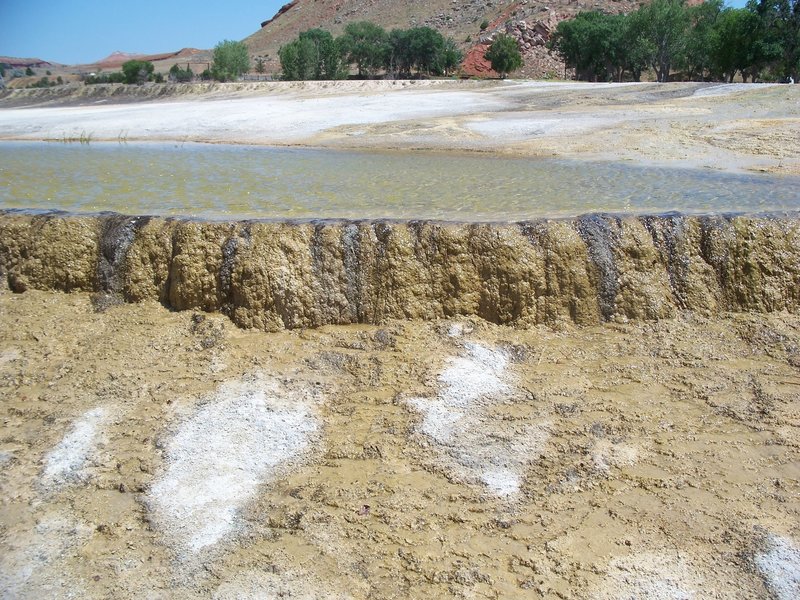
[[1, 80, 799, 599]]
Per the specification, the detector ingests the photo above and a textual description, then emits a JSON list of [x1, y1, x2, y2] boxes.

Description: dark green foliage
[[339, 21, 389, 78], [387, 28, 414, 76], [211, 40, 250, 81], [169, 64, 194, 82], [407, 27, 447, 74], [29, 76, 56, 88], [748, 0, 799, 81], [280, 22, 462, 79], [56, 76, 63, 85], [552, 0, 799, 82], [121, 60, 155, 84], [480, 19, 490, 31], [255, 57, 266, 74], [85, 71, 127, 84], [279, 28, 346, 80], [437, 38, 464, 76], [710, 8, 762, 81], [484, 34, 523, 78], [680, 0, 724, 80], [551, 12, 630, 81], [630, 0, 691, 82], [387, 26, 453, 76], [0, 63, 7, 77], [25, 66, 34, 76]]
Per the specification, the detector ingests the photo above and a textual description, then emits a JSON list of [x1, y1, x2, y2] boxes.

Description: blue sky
[[2, 0, 750, 65], [1, 0, 285, 64]]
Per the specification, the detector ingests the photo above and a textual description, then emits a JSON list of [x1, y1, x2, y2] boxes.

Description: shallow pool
[[1, 142, 797, 221]]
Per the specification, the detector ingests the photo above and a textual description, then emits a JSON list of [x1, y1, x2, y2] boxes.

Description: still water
[[1, 142, 797, 221]]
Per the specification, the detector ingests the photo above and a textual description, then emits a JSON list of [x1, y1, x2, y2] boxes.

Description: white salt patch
[[438, 342, 509, 406], [593, 553, 703, 599], [407, 398, 463, 444], [481, 469, 521, 497], [0, 511, 93, 597], [0, 348, 20, 366], [755, 535, 800, 600], [591, 439, 639, 474], [447, 322, 473, 338], [148, 374, 319, 554], [41, 407, 108, 487], [408, 342, 548, 497], [692, 83, 778, 98]]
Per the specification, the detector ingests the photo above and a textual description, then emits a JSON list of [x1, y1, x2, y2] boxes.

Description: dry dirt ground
[[1, 79, 799, 598], [0, 80, 798, 174], [1, 284, 799, 599]]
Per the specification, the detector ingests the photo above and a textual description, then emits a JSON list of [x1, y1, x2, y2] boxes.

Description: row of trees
[[86, 60, 160, 84], [84, 40, 251, 85], [550, 0, 799, 83], [279, 22, 464, 80]]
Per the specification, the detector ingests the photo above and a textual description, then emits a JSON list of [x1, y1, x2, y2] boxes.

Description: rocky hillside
[[244, 0, 641, 78]]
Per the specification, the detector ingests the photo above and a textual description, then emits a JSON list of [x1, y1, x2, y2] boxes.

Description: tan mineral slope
[[1, 212, 798, 332], [1, 286, 799, 599], [1, 80, 798, 174], [2, 78, 800, 600]]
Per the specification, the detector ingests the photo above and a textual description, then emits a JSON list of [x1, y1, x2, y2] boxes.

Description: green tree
[[278, 39, 310, 81], [211, 40, 250, 81], [680, 0, 724, 80], [387, 28, 414, 76], [25, 66, 34, 76], [121, 60, 154, 84], [304, 28, 347, 79], [339, 21, 389, 78], [484, 34, 523, 78], [436, 38, 464, 76], [407, 27, 446, 75], [708, 8, 759, 81], [628, 0, 690, 82], [255, 57, 266, 74], [749, 0, 799, 80], [279, 29, 346, 80], [551, 12, 630, 81]]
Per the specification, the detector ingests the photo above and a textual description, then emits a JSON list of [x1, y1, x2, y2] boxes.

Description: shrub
[[169, 64, 194, 82], [121, 60, 154, 84], [484, 34, 523, 78]]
